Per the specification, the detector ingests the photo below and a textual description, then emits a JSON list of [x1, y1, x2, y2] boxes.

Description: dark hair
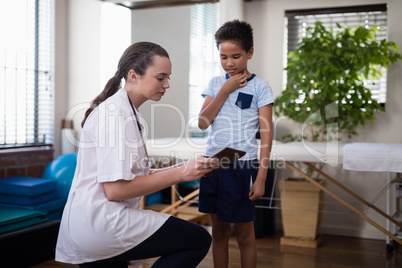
[[81, 42, 169, 127], [215, 19, 253, 52]]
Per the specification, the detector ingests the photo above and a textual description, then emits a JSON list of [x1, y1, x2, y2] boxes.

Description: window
[[0, 0, 54, 148], [285, 4, 388, 103], [188, 3, 220, 136]]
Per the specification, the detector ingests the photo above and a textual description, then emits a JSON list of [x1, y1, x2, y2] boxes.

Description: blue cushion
[[0, 191, 58, 206], [0, 198, 65, 213], [0, 177, 56, 196], [0, 207, 48, 234]]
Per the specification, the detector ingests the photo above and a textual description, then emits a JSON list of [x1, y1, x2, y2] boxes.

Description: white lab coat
[[55, 88, 169, 264]]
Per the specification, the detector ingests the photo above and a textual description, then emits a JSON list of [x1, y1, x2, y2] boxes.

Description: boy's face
[[218, 41, 253, 77]]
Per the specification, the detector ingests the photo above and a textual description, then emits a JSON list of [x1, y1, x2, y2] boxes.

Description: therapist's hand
[[179, 156, 218, 181]]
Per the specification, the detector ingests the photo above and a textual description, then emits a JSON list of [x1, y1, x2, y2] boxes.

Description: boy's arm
[[198, 72, 248, 130], [249, 103, 273, 201]]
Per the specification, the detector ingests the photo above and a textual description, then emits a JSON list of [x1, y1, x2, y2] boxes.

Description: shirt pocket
[[235, 92, 253, 109]]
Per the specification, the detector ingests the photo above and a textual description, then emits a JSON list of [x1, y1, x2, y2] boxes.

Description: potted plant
[[275, 21, 401, 247], [276, 21, 401, 142]]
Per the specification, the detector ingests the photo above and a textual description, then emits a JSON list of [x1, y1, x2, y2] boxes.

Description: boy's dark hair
[[215, 19, 253, 52]]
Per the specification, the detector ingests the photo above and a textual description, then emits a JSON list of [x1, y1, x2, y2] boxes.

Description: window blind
[[285, 4, 388, 103], [0, 0, 54, 148], [188, 3, 220, 135]]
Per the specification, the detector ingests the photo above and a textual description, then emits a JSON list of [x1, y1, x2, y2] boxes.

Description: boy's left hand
[[249, 179, 265, 201]]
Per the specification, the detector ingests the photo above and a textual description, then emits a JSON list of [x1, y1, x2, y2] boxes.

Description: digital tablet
[[204, 147, 246, 177]]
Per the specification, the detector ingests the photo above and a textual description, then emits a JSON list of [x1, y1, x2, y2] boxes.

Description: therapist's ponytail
[[81, 42, 169, 127]]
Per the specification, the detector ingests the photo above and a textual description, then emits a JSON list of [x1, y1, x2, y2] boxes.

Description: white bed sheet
[[343, 143, 402, 172], [146, 137, 344, 165]]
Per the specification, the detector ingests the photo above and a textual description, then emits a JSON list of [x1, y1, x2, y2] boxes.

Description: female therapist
[[55, 42, 217, 268]]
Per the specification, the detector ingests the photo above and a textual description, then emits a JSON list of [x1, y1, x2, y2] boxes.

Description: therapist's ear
[[128, 70, 139, 82]]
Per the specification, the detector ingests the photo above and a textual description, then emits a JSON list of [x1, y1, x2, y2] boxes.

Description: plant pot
[[279, 178, 325, 248]]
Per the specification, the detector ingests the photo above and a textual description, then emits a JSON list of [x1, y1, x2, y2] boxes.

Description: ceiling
[[100, 0, 220, 10]]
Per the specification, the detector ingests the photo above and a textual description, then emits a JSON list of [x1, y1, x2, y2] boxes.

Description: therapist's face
[[137, 55, 172, 102]]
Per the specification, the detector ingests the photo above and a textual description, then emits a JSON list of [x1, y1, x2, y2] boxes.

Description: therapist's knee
[[199, 226, 212, 251]]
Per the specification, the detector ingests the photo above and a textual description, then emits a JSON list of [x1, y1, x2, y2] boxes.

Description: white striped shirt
[[202, 74, 274, 160]]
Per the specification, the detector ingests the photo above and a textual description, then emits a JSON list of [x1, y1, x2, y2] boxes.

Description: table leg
[[285, 161, 402, 246]]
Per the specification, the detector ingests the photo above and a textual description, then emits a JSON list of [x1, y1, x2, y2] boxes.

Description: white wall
[[57, 0, 402, 240], [55, 0, 130, 156], [54, 0, 102, 156], [131, 5, 192, 139], [54, 0, 69, 157]]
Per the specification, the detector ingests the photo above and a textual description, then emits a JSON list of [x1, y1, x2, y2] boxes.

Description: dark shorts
[[198, 159, 259, 223]]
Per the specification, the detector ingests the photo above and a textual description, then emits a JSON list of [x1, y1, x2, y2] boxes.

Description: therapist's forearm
[[103, 168, 184, 201], [149, 161, 186, 174], [103, 157, 217, 201]]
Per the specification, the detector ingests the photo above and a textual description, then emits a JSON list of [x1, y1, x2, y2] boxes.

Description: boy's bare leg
[[209, 213, 232, 268], [234, 221, 257, 268]]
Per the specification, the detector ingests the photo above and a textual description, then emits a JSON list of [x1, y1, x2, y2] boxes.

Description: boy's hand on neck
[[222, 71, 248, 94]]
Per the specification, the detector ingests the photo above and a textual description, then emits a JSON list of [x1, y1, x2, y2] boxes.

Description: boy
[[198, 20, 274, 268]]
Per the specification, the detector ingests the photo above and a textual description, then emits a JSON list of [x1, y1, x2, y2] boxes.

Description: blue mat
[[0, 207, 48, 234], [0, 198, 65, 220], [0, 191, 58, 206], [0, 198, 65, 212], [0, 176, 56, 196]]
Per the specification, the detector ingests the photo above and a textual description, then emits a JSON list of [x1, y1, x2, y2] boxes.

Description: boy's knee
[[236, 232, 255, 247]]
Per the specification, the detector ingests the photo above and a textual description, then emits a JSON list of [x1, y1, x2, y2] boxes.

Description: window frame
[[285, 4, 388, 105], [0, 0, 55, 149]]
